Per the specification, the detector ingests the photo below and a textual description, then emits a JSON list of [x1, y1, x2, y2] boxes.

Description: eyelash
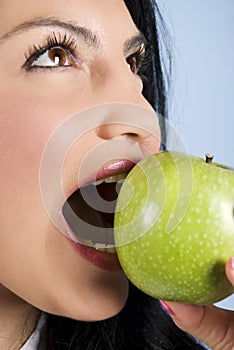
[[127, 45, 150, 79], [23, 32, 150, 78], [23, 32, 77, 71]]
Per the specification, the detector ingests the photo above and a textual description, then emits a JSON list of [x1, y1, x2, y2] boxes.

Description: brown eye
[[127, 56, 140, 75], [48, 47, 67, 65], [31, 46, 72, 68]]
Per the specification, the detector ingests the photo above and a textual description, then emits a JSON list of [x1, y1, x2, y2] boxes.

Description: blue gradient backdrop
[[163, 0, 234, 310]]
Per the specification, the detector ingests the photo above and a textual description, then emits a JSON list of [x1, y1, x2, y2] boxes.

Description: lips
[[61, 159, 136, 253]]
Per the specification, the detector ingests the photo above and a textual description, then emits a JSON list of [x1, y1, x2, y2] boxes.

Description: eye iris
[[49, 47, 67, 65], [128, 57, 138, 74]]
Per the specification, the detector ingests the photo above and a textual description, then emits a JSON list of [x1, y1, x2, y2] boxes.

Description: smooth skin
[[0, 1, 233, 349], [0, 1, 160, 348]]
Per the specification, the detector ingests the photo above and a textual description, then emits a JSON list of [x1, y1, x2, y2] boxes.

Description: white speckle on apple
[[115, 152, 234, 304]]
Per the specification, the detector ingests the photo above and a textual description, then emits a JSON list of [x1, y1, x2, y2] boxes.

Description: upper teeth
[[85, 172, 128, 186]]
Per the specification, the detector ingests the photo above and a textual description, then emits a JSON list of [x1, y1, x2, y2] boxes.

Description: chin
[[41, 272, 129, 322], [75, 281, 129, 321]]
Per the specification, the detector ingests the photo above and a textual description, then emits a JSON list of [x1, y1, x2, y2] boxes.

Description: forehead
[[0, 0, 139, 41]]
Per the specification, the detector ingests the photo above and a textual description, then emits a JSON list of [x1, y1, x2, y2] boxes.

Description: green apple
[[114, 151, 234, 304]]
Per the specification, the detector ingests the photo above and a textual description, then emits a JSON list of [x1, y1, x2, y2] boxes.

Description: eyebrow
[[0, 17, 100, 47], [0, 17, 147, 53]]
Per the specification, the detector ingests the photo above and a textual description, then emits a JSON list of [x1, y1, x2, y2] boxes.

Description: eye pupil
[[49, 47, 66, 65]]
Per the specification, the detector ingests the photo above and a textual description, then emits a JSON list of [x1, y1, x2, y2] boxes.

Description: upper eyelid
[[22, 36, 80, 71], [23, 35, 147, 72], [25, 41, 145, 69], [123, 37, 147, 57], [24, 32, 77, 60], [26, 40, 146, 65]]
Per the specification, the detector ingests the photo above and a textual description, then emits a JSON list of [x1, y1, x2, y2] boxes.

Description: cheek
[[0, 84, 75, 188], [0, 89, 64, 242], [0, 95, 48, 197], [0, 82, 93, 241]]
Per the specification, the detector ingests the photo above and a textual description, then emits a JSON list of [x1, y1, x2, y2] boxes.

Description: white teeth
[[89, 172, 127, 186], [104, 173, 127, 183], [94, 243, 106, 250], [61, 212, 116, 254], [94, 243, 116, 254], [79, 240, 116, 254], [90, 179, 103, 186]]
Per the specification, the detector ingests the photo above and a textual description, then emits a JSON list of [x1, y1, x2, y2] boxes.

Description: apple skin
[[114, 151, 234, 305]]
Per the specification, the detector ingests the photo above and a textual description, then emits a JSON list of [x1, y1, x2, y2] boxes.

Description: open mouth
[[62, 170, 131, 253]]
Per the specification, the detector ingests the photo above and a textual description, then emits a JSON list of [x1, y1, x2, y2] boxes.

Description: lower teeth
[[94, 243, 116, 253], [79, 239, 116, 253]]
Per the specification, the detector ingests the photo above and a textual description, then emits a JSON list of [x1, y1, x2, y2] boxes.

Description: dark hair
[[124, 0, 171, 148], [46, 1, 205, 349], [47, 283, 204, 349]]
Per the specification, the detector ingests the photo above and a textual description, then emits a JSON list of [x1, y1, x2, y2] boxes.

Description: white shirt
[[20, 313, 47, 350]]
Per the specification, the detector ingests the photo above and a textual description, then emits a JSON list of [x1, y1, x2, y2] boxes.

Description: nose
[[96, 122, 147, 141], [93, 57, 151, 108], [95, 103, 160, 144], [94, 104, 161, 159], [93, 65, 160, 147]]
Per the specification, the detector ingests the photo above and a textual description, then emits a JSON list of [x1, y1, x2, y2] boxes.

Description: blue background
[[163, 0, 234, 310], [163, 0, 234, 167]]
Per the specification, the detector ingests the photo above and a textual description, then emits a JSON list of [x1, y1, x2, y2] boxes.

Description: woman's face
[[0, 0, 160, 320]]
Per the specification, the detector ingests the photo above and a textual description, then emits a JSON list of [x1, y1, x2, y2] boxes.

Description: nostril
[[96, 123, 143, 141], [94, 103, 159, 141], [122, 132, 139, 139]]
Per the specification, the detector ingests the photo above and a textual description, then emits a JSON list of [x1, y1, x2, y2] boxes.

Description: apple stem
[[205, 153, 214, 164]]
